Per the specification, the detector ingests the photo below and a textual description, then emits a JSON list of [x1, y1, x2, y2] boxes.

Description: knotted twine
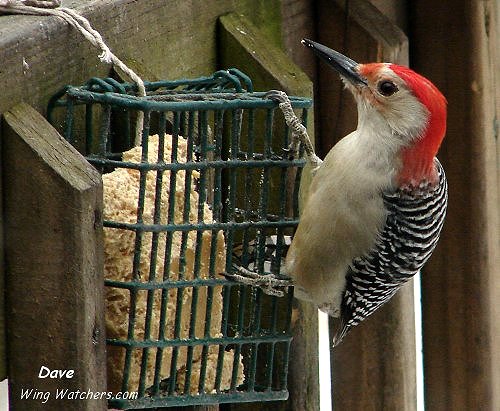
[[0, 0, 145, 146]]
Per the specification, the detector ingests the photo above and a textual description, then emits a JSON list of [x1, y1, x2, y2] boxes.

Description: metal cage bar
[[47, 70, 311, 409]]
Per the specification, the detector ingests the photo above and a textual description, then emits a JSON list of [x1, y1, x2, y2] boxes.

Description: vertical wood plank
[[314, 1, 417, 410], [0, 123, 5, 381], [316, 0, 408, 156], [2, 103, 106, 410], [411, 1, 500, 409], [280, 0, 317, 80], [219, 13, 319, 411], [368, 0, 409, 33]]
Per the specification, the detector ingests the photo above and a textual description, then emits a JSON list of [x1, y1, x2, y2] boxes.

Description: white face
[[344, 64, 430, 146]]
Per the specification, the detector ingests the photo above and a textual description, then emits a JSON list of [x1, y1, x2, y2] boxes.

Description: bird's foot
[[224, 266, 293, 297], [264, 89, 289, 104], [281, 141, 301, 161], [263, 90, 322, 172]]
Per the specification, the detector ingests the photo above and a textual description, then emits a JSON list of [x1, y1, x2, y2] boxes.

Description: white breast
[[285, 120, 401, 315]]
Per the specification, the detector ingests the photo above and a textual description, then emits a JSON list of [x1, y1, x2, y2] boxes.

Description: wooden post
[[219, 13, 320, 411], [314, 1, 417, 410], [411, 1, 500, 409], [2, 103, 106, 410]]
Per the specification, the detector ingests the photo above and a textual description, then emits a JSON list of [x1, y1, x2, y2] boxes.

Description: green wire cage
[[47, 69, 311, 409]]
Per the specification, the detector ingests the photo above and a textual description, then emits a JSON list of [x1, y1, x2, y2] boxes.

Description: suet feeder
[[47, 69, 311, 409]]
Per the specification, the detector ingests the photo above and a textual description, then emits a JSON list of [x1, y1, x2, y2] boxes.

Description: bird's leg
[[224, 266, 293, 297], [225, 91, 318, 296], [264, 90, 323, 173]]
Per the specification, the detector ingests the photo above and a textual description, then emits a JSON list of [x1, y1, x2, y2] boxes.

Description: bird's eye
[[378, 80, 398, 96]]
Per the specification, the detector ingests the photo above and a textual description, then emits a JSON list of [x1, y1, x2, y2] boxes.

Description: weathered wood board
[[411, 1, 500, 410], [2, 103, 106, 410]]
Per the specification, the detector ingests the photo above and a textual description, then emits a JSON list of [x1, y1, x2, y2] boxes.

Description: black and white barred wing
[[333, 160, 448, 346]]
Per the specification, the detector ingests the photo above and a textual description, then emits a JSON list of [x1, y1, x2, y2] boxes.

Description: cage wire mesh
[[47, 69, 311, 409]]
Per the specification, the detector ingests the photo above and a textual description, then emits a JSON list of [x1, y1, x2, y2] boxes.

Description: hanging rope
[[0, 0, 145, 145]]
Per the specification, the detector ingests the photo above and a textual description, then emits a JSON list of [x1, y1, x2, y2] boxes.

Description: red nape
[[390, 64, 447, 186]]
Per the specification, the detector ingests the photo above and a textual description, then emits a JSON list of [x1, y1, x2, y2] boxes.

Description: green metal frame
[[47, 69, 311, 409]]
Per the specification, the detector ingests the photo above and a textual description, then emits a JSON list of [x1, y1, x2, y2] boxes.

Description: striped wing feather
[[333, 159, 448, 345]]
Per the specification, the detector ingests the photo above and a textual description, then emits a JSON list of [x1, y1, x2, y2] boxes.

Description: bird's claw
[[285, 140, 300, 160], [224, 266, 293, 297], [265, 91, 300, 159], [264, 89, 322, 170], [264, 90, 290, 105]]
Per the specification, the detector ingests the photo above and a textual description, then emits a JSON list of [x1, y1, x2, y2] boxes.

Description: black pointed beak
[[302, 38, 367, 86]]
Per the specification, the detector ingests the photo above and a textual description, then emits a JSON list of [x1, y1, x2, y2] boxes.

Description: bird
[[227, 39, 448, 346]]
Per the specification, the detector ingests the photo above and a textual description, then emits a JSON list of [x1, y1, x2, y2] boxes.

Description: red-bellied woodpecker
[[227, 39, 448, 346]]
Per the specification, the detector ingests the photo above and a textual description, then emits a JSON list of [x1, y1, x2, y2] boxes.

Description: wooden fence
[[0, 0, 498, 410]]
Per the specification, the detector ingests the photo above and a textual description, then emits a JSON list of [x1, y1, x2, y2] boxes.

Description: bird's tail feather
[[332, 317, 351, 347]]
